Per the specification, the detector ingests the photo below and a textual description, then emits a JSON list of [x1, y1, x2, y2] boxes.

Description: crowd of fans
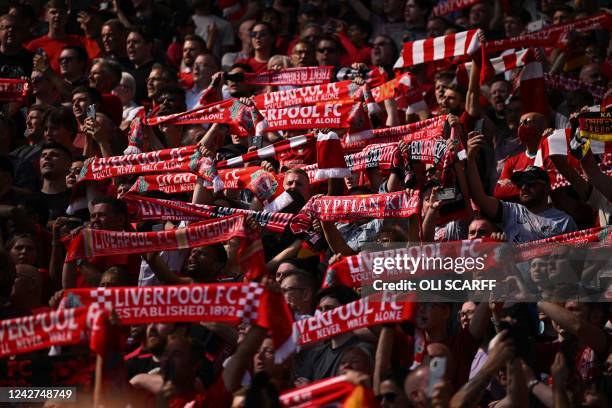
[[0, 0, 611, 407]]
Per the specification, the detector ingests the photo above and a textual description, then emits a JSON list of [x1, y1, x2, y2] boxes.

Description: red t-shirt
[[236, 57, 268, 73], [74, 253, 141, 288], [171, 376, 232, 408], [25, 35, 101, 72]]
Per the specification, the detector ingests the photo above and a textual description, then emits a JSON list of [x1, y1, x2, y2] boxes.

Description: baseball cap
[[510, 165, 550, 186]]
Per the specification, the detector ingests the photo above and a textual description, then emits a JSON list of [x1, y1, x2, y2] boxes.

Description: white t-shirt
[[192, 14, 234, 57], [498, 201, 577, 243]]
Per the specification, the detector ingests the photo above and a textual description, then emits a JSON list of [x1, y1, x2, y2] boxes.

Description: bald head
[[404, 365, 430, 408], [579, 63, 605, 87]]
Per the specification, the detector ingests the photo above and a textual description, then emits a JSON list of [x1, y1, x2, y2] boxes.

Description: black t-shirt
[[130, 60, 155, 106], [26, 190, 71, 224], [126, 352, 159, 379], [0, 48, 34, 78]]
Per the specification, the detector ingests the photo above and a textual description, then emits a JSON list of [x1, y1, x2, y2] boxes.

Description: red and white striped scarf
[[394, 29, 481, 69], [64, 215, 267, 281], [485, 12, 611, 53], [216, 133, 315, 169], [0, 77, 29, 102], [242, 66, 334, 86], [456, 48, 533, 85]]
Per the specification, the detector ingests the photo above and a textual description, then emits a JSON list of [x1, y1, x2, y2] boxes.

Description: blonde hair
[[267, 55, 292, 69]]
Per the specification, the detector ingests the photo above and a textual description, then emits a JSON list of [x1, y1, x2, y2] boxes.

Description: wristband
[[527, 379, 540, 392]]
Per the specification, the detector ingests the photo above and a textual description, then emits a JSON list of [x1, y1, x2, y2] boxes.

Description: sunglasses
[[519, 118, 536, 126], [250, 30, 268, 38], [317, 47, 337, 54], [376, 392, 397, 403], [59, 56, 77, 63]]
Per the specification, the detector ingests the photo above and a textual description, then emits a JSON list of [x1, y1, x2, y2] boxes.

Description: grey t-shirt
[[498, 201, 577, 243], [294, 336, 374, 381]]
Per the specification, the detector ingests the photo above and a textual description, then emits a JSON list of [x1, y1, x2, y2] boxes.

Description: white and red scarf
[[0, 78, 29, 102], [0, 305, 103, 358], [129, 173, 198, 195], [314, 131, 351, 180], [535, 128, 611, 167], [456, 48, 533, 85], [63, 283, 294, 349], [64, 215, 267, 281], [394, 29, 481, 69], [216, 133, 315, 169], [242, 66, 334, 86], [485, 12, 611, 53], [122, 194, 306, 234]]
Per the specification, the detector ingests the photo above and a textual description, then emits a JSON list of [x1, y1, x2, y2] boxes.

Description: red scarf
[[301, 190, 421, 222], [396, 29, 481, 68], [432, 0, 482, 17], [123, 194, 304, 234], [79, 146, 199, 182], [242, 66, 333, 86], [280, 375, 377, 408], [261, 101, 354, 131], [544, 73, 606, 101], [342, 116, 447, 152], [146, 99, 253, 136], [485, 13, 611, 53], [294, 295, 415, 346], [0, 78, 29, 102], [0, 305, 102, 358], [129, 173, 198, 195], [253, 80, 360, 110], [64, 215, 266, 281], [63, 283, 294, 349]]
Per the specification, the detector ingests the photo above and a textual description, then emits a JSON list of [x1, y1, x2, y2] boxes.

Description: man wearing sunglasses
[[468, 131, 576, 243]]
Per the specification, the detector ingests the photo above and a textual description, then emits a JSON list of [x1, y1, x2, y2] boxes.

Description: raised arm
[[373, 325, 394, 394], [465, 34, 483, 118], [142, 253, 191, 285], [347, 0, 372, 22], [581, 150, 612, 200], [466, 134, 500, 220], [537, 301, 608, 355]]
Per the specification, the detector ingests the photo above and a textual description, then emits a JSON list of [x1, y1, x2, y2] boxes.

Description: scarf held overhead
[[0, 78, 29, 102], [242, 66, 334, 86], [64, 215, 266, 281]]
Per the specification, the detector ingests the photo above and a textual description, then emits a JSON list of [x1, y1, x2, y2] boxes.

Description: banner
[[64, 215, 266, 281], [485, 12, 611, 52], [253, 81, 360, 110], [0, 78, 29, 102], [261, 101, 354, 130], [0, 306, 101, 358], [243, 66, 334, 86]]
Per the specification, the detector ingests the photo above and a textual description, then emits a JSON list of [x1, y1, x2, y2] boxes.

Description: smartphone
[[437, 188, 456, 201], [428, 356, 447, 397], [86, 104, 96, 119]]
